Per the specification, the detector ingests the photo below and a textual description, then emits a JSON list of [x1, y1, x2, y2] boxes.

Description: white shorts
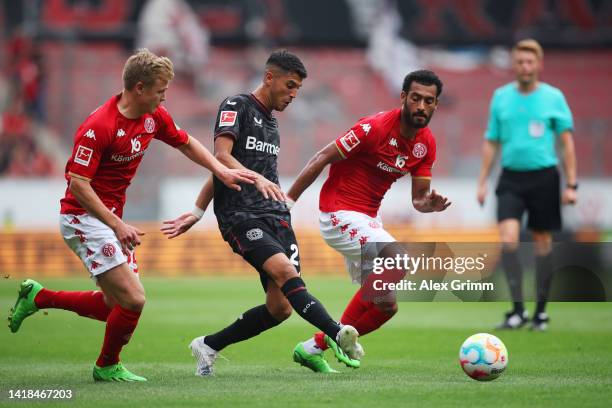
[[60, 214, 138, 277], [319, 210, 395, 283]]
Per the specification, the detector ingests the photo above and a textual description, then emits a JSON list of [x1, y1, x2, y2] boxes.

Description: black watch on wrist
[[566, 183, 578, 190]]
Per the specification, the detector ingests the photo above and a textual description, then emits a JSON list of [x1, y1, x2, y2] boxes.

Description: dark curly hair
[[402, 70, 443, 97]]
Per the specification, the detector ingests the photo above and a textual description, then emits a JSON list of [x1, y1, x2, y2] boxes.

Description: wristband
[[566, 183, 578, 191], [285, 198, 295, 210], [191, 206, 205, 220]]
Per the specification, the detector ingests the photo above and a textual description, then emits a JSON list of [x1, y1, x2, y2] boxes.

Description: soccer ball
[[459, 333, 508, 381]]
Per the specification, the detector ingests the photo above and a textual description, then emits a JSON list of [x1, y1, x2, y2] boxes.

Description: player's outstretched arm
[[178, 136, 258, 191], [69, 175, 144, 253], [412, 177, 451, 213], [215, 135, 286, 201], [161, 176, 214, 239], [476, 140, 499, 207], [286, 142, 343, 208]]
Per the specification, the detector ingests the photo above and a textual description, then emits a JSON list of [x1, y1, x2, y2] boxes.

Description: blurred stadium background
[[0, 0, 611, 278]]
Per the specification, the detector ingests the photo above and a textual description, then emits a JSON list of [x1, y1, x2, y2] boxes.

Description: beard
[[405, 111, 431, 128]]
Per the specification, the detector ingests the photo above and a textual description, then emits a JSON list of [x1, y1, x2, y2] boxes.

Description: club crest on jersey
[[219, 111, 237, 127], [144, 117, 155, 133], [246, 228, 263, 241], [339, 130, 360, 152], [74, 145, 93, 166], [412, 142, 427, 158]]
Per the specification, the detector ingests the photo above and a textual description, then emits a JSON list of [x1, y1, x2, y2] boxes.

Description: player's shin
[[281, 277, 341, 340], [203, 304, 281, 352], [96, 305, 141, 367]]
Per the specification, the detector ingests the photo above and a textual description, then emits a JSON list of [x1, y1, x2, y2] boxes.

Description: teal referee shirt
[[485, 82, 574, 171]]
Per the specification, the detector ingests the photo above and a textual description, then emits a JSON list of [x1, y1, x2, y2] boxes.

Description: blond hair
[[122, 48, 174, 90], [512, 39, 544, 60]]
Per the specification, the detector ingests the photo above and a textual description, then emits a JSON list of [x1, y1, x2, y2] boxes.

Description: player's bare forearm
[[478, 140, 499, 184], [288, 142, 342, 201], [195, 176, 214, 211], [559, 131, 577, 185], [412, 177, 451, 213], [179, 136, 225, 176], [69, 176, 122, 229]]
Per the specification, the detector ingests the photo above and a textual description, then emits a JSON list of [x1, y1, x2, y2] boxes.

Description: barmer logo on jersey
[[339, 130, 360, 152], [245, 136, 280, 155], [412, 143, 427, 158], [74, 145, 93, 166], [219, 111, 237, 127], [246, 228, 263, 241], [144, 117, 155, 133]]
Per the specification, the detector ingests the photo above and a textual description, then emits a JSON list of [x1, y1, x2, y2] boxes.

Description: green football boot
[[8, 279, 43, 333], [93, 363, 147, 382], [292, 343, 339, 373]]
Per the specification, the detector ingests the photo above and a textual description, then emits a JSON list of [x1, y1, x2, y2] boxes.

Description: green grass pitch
[[1, 276, 611, 407]]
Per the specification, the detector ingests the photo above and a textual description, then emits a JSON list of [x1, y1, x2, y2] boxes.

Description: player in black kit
[[162, 50, 363, 376]]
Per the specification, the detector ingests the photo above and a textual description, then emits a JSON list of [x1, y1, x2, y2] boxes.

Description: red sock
[[352, 303, 394, 336], [34, 289, 111, 321], [96, 305, 141, 367], [313, 288, 371, 351]]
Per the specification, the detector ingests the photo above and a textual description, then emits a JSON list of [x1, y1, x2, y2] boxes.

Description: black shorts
[[224, 216, 301, 291], [495, 167, 561, 231]]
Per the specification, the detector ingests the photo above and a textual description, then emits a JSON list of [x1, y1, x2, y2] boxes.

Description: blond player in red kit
[[8, 49, 257, 382]]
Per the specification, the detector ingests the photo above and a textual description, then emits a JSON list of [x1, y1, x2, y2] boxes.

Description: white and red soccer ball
[[459, 333, 508, 381]]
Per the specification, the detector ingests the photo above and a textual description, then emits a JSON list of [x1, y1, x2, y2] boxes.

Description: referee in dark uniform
[[162, 50, 362, 375], [477, 39, 577, 331]]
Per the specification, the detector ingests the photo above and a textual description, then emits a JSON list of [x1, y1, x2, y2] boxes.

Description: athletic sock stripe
[[285, 286, 306, 297]]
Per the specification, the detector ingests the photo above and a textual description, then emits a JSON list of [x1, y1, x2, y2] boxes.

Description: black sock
[[204, 304, 280, 352], [281, 277, 341, 340], [535, 253, 554, 315], [501, 249, 524, 313]]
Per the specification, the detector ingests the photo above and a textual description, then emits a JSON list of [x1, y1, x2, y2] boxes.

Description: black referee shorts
[[224, 216, 301, 291], [495, 166, 561, 231]]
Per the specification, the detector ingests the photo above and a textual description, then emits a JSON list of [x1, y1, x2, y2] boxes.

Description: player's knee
[[121, 291, 146, 312]]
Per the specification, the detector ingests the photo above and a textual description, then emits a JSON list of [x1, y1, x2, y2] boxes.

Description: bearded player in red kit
[[287, 70, 451, 372], [7, 49, 257, 382]]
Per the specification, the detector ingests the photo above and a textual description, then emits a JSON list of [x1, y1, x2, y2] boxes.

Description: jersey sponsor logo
[[219, 111, 237, 126], [74, 145, 93, 166], [246, 228, 263, 241], [360, 123, 371, 135], [254, 117, 263, 127], [245, 136, 280, 155], [116, 129, 126, 137], [389, 138, 398, 147], [412, 142, 427, 158], [339, 130, 360, 152], [110, 150, 146, 163], [102, 243, 116, 257], [377, 161, 410, 175], [131, 136, 142, 153], [144, 117, 155, 133], [395, 154, 408, 168]]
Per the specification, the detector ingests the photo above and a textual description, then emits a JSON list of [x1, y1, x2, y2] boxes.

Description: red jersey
[[60, 94, 189, 218], [319, 108, 436, 217]]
